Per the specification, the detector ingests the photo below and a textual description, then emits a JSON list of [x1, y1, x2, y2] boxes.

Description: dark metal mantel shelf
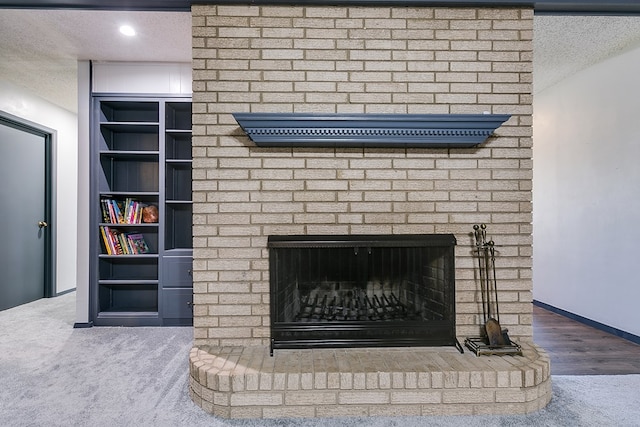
[[232, 113, 511, 148]]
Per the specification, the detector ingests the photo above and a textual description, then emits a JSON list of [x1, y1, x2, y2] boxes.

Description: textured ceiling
[[0, 9, 639, 114], [534, 15, 640, 93], [0, 10, 191, 113]]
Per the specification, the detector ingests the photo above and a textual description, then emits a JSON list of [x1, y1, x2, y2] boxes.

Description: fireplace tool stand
[[465, 224, 522, 356]]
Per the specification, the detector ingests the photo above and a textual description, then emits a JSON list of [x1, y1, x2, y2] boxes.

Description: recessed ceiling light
[[119, 25, 136, 37]]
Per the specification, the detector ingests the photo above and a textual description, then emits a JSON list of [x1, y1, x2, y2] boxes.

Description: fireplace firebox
[[268, 234, 459, 355]]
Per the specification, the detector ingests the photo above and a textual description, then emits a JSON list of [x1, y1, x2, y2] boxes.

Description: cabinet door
[[162, 256, 193, 325], [162, 288, 193, 326], [162, 256, 193, 288]]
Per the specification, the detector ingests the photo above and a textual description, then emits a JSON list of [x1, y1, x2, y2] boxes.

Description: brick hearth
[[189, 344, 551, 418]]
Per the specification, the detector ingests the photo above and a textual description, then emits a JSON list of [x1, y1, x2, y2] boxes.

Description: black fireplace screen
[[268, 234, 457, 353]]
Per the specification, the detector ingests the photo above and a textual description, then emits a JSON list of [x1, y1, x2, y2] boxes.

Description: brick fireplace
[[189, 4, 550, 418]]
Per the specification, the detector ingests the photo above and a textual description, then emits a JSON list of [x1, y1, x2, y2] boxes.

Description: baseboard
[[73, 321, 93, 329], [55, 290, 90, 329], [533, 300, 640, 345]]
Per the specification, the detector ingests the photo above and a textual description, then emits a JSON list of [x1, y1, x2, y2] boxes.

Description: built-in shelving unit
[[91, 96, 192, 326]]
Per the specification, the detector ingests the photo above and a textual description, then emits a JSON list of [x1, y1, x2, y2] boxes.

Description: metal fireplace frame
[[267, 234, 460, 355]]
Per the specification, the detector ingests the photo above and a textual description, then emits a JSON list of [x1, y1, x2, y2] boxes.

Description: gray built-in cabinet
[[90, 96, 193, 326]]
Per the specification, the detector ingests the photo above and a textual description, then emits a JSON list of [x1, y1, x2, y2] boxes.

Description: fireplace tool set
[[465, 224, 522, 356]]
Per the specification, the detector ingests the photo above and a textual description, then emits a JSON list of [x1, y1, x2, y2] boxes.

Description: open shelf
[[165, 203, 193, 250], [99, 101, 159, 123], [166, 162, 192, 201], [98, 283, 159, 312], [166, 133, 192, 160], [99, 123, 159, 151], [99, 155, 159, 193], [166, 102, 192, 131], [98, 255, 158, 280]]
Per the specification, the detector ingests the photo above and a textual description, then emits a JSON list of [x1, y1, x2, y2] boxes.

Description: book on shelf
[[100, 198, 149, 224], [100, 226, 150, 255], [127, 233, 150, 254], [100, 225, 112, 255]]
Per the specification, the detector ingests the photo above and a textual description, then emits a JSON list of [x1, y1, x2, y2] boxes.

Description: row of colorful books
[[100, 226, 150, 255], [100, 198, 145, 224]]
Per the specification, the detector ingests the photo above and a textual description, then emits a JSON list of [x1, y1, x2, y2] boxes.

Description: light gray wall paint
[[533, 45, 640, 337]]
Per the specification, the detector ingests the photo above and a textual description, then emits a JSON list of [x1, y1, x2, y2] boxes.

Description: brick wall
[[191, 5, 534, 347]]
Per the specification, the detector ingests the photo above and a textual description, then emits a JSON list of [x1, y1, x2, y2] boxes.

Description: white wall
[[0, 80, 78, 295], [76, 61, 91, 324], [533, 46, 640, 337]]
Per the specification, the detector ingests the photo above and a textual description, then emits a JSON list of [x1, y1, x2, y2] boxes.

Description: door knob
[[38, 221, 48, 229]]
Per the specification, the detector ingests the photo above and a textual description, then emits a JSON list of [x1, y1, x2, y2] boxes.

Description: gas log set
[[295, 289, 416, 322]]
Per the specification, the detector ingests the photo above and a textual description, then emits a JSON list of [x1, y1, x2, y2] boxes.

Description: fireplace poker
[[481, 225, 494, 319], [473, 224, 488, 323], [488, 240, 500, 324]]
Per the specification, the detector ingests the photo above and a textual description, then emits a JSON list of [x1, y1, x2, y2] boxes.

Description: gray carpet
[[1, 292, 639, 427]]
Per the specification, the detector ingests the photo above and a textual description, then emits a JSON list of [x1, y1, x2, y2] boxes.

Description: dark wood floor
[[533, 305, 640, 375]]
